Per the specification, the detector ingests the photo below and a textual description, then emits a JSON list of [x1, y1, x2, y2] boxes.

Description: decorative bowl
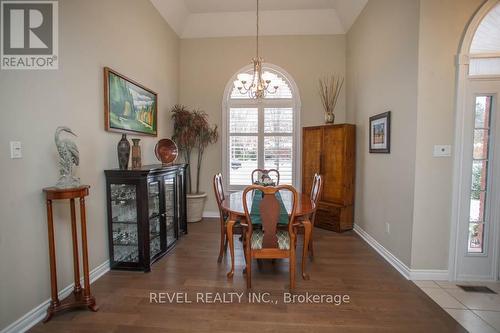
[[155, 139, 178, 164]]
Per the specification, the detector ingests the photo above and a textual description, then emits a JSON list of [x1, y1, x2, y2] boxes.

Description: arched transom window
[[469, 2, 500, 76], [223, 64, 301, 190]]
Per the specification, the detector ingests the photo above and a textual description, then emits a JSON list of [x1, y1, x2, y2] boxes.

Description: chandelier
[[233, 0, 279, 99]]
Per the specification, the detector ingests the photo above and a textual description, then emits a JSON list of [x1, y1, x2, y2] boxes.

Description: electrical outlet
[[10, 141, 22, 159], [385, 222, 390, 234]]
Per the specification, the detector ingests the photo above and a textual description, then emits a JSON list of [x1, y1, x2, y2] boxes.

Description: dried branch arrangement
[[319, 75, 344, 123], [171, 105, 218, 194]]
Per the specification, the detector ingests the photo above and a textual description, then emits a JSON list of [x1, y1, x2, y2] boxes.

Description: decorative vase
[[186, 192, 207, 223], [325, 112, 335, 124], [117, 134, 130, 170], [131, 139, 142, 169]]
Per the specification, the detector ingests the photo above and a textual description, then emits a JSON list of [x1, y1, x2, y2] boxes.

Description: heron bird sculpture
[[54, 126, 80, 188]]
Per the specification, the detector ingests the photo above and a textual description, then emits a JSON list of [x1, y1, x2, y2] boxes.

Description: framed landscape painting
[[369, 111, 391, 153], [104, 67, 158, 136]]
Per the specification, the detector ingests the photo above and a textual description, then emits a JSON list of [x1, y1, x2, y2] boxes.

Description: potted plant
[[171, 105, 218, 222], [319, 75, 344, 124]]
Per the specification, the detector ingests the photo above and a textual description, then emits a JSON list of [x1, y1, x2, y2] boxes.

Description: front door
[[457, 79, 500, 280]]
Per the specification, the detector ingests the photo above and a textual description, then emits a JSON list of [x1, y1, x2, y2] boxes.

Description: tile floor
[[414, 280, 500, 333]]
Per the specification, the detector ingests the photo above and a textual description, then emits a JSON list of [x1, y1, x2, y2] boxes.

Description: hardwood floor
[[30, 219, 465, 332]]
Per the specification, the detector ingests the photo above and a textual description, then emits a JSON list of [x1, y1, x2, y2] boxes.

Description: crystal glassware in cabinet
[[110, 184, 139, 263]]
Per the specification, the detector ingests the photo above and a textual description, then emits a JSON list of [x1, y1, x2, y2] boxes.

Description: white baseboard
[[353, 224, 411, 279], [203, 211, 219, 218], [353, 224, 448, 281], [409, 269, 449, 281], [1, 260, 110, 333], [456, 273, 498, 282]]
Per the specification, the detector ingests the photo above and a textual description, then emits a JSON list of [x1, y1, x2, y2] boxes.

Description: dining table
[[221, 190, 316, 281]]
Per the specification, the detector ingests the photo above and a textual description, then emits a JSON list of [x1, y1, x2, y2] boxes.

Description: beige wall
[[179, 35, 346, 212], [0, 0, 179, 329], [0, 0, 490, 328], [411, 0, 484, 270], [346, 0, 420, 266], [347, 0, 485, 270]]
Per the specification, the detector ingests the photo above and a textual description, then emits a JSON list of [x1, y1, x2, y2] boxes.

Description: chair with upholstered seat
[[241, 185, 298, 289], [251, 169, 280, 186]]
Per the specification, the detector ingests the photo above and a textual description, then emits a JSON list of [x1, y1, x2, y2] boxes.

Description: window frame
[[467, 3, 500, 78], [468, 54, 500, 79], [222, 63, 301, 192], [466, 94, 496, 256]]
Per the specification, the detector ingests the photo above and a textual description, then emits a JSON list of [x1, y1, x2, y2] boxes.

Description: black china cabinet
[[105, 164, 187, 272]]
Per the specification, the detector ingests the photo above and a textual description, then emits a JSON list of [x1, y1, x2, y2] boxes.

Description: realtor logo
[[1, 0, 58, 69]]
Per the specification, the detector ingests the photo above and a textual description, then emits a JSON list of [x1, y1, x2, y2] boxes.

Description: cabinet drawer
[[315, 205, 341, 232], [314, 203, 354, 233]]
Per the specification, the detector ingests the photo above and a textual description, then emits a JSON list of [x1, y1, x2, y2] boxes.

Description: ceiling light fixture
[[233, 0, 279, 99]]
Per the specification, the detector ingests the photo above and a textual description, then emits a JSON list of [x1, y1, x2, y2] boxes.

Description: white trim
[[449, 0, 500, 281], [221, 63, 302, 193], [353, 224, 411, 279], [457, 0, 500, 57], [410, 270, 450, 281], [1, 260, 110, 333], [470, 53, 500, 59], [354, 225, 449, 281], [457, 274, 499, 282], [202, 211, 220, 219]]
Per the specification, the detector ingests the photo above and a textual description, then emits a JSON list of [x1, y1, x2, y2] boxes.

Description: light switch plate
[[10, 141, 22, 159], [433, 145, 452, 157]]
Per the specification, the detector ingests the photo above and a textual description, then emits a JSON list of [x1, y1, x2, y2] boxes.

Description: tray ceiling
[[150, 0, 368, 38]]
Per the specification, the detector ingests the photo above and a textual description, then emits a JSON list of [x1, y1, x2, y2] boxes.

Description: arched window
[[469, 2, 500, 76], [222, 64, 301, 190]]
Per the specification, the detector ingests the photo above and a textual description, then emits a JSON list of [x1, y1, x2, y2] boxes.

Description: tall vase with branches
[[192, 110, 219, 194], [171, 105, 196, 193], [171, 105, 219, 222], [319, 75, 344, 124]]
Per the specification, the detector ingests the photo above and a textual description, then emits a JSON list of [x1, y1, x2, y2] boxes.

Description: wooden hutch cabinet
[[105, 164, 187, 272], [302, 124, 355, 232]]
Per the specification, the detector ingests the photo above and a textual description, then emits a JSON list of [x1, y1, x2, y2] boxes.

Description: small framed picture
[[369, 111, 391, 153]]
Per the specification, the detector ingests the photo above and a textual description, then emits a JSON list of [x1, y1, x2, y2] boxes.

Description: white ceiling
[[150, 0, 368, 38]]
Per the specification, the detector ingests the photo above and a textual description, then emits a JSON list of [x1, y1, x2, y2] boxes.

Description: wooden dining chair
[[307, 173, 323, 258], [213, 173, 229, 263], [251, 169, 280, 185], [241, 185, 298, 289], [294, 173, 323, 262]]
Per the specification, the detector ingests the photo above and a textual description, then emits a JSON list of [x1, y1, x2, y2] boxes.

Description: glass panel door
[[110, 184, 139, 263], [164, 177, 177, 247], [148, 181, 162, 259], [468, 96, 493, 254], [456, 81, 499, 280]]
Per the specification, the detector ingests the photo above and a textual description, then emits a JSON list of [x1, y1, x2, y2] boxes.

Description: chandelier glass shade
[[233, 0, 279, 99]]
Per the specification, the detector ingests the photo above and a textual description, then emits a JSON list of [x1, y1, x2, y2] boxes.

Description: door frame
[[449, 0, 500, 281]]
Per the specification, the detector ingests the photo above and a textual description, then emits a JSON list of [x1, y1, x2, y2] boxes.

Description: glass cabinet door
[[164, 178, 177, 247], [110, 184, 139, 263], [148, 181, 162, 259]]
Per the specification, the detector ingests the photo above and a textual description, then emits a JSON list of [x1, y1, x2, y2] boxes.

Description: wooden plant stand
[[42, 186, 98, 323]]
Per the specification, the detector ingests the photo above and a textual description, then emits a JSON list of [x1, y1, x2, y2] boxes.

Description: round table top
[[221, 190, 315, 217], [43, 185, 90, 200]]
